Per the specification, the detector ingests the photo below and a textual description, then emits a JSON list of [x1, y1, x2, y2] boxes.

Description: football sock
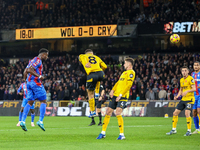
[[22, 104, 31, 122], [102, 115, 110, 133], [19, 111, 23, 121], [91, 117, 95, 122], [89, 98, 95, 112], [117, 115, 124, 134], [186, 117, 192, 131], [31, 113, 35, 123], [98, 112, 102, 122], [172, 116, 178, 130], [39, 103, 46, 122], [193, 116, 199, 129], [198, 114, 200, 126]]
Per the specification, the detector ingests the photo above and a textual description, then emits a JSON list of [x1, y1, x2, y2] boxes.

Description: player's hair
[[194, 61, 200, 65], [39, 48, 49, 54], [125, 57, 134, 66], [181, 66, 189, 71], [85, 49, 93, 54]]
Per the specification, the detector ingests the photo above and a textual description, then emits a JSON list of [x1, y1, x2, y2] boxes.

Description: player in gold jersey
[[79, 49, 107, 117], [97, 58, 135, 140], [166, 66, 196, 136]]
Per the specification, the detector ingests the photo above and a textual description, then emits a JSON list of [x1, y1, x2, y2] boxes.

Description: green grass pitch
[[0, 116, 199, 150]]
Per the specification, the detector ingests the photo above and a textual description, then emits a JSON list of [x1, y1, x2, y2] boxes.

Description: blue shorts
[[21, 98, 35, 109], [27, 81, 47, 101], [193, 95, 200, 109]]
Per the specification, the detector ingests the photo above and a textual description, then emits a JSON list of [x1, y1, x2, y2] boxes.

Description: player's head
[[193, 61, 200, 72], [124, 57, 134, 70], [39, 48, 49, 61], [181, 66, 189, 77], [85, 49, 93, 54]]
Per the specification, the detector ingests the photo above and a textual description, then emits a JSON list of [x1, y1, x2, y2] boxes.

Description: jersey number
[[88, 56, 97, 64]]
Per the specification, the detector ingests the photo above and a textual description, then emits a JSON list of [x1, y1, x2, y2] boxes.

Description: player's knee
[[185, 111, 191, 118], [173, 111, 178, 116], [30, 109, 34, 114], [28, 101, 34, 106], [193, 109, 197, 117]]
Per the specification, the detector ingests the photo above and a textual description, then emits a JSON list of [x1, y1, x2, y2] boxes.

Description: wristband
[[119, 94, 122, 97], [39, 75, 42, 79]]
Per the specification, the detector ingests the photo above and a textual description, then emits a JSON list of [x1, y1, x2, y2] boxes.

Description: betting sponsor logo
[[164, 22, 200, 33]]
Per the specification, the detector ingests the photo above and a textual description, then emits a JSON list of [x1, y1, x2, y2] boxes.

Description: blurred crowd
[[0, 52, 199, 101], [1, 0, 200, 29]]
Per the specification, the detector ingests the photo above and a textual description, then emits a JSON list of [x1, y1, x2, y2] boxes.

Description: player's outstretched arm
[[27, 66, 44, 80]]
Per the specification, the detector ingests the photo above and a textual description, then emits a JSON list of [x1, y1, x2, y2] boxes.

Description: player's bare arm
[[99, 90, 105, 101], [174, 88, 182, 100], [182, 85, 196, 97], [26, 65, 45, 80], [109, 90, 114, 98]]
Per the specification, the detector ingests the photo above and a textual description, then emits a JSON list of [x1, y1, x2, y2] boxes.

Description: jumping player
[[97, 58, 135, 140], [89, 81, 105, 126], [192, 61, 200, 134], [16, 81, 35, 127], [166, 66, 196, 136], [20, 48, 49, 131], [79, 49, 107, 118]]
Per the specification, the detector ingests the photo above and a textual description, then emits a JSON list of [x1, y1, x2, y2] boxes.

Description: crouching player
[[16, 81, 35, 127], [97, 58, 135, 140]]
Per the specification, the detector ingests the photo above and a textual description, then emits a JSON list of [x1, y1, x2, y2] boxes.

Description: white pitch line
[[0, 125, 167, 132]]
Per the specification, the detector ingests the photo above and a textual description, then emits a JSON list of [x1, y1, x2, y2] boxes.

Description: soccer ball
[[170, 34, 180, 44]]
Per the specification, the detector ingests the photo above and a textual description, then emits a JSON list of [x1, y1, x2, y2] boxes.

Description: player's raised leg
[[17, 107, 24, 126], [87, 89, 96, 117], [166, 109, 180, 135], [37, 100, 46, 131], [20, 100, 34, 131], [96, 107, 113, 139]]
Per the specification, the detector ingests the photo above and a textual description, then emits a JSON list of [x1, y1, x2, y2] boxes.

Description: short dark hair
[[125, 57, 134, 66], [194, 61, 200, 65], [85, 49, 93, 54], [181, 66, 189, 71], [39, 48, 49, 54]]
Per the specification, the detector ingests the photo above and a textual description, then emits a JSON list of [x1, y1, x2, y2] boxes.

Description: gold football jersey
[[180, 75, 195, 103], [112, 69, 135, 100], [79, 53, 107, 75]]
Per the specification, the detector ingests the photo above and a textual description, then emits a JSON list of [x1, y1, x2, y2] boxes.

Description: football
[[170, 34, 180, 44]]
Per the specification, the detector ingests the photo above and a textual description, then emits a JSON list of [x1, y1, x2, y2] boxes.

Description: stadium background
[[0, 0, 200, 117]]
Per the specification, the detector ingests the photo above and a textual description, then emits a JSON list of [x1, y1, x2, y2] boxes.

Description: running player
[[97, 58, 135, 140], [79, 49, 107, 118], [20, 48, 49, 131], [192, 61, 200, 134], [16, 81, 35, 127], [166, 66, 196, 136], [89, 81, 105, 126]]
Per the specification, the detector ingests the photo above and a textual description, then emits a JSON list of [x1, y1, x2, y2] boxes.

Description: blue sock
[[39, 103, 46, 122], [31, 113, 35, 123], [19, 111, 23, 121], [22, 104, 31, 122], [193, 116, 199, 129]]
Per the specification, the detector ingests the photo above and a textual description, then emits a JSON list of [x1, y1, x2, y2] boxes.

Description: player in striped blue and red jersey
[[16, 81, 35, 127], [192, 61, 200, 134], [20, 48, 49, 132]]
